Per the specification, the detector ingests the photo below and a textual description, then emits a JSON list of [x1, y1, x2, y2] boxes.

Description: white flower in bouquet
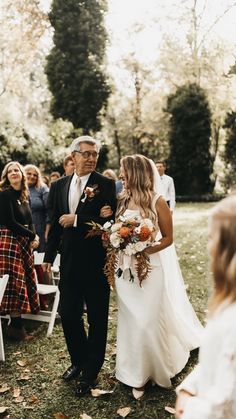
[[124, 243, 137, 256], [110, 232, 121, 248], [103, 221, 112, 230], [111, 222, 122, 232], [134, 241, 148, 253]]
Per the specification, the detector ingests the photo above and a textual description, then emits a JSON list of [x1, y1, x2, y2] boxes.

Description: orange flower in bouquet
[[139, 226, 152, 241], [119, 226, 131, 238]]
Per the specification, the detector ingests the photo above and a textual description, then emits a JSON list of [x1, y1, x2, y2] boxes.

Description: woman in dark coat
[[0, 161, 40, 340]]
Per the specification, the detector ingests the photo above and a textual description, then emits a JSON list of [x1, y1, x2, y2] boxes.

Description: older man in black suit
[[43, 136, 116, 396]]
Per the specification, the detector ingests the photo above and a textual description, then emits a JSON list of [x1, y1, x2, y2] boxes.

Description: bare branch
[[198, 2, 236, 49]]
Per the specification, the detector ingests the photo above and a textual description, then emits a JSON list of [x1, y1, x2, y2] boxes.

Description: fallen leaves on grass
[[58, 352, 67, 359], [0, 384, 10, 393], [28, 395, 39, 404], [0, 406, 8, 414], [53, 413, 69, 419], [91, 388, 113, 397], [117, 406, 132, 417], [164, 406, 176, 414], [13, 396, 24, 403], [13, 388, 21, 398], [17, 359, 28, 367], [17, 373, 30, 381]]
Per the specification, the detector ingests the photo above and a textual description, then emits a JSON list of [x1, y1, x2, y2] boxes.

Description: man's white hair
[[70, 136, 101, 153]]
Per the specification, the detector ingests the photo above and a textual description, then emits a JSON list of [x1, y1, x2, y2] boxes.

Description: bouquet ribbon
[[118, 253, 135, 281]]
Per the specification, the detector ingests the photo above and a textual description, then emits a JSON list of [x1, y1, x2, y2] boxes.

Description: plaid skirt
[[0, 228, 40, 314]]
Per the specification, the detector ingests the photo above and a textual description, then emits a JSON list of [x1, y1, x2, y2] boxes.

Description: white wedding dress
[[115, 204, 203, 388]]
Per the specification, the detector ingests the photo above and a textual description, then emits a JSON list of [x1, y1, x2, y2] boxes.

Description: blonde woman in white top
[[175, 194, 236, 419]]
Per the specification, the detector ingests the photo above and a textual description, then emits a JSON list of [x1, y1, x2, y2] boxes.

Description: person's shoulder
[[212, 302, 236, 337], [220, 302, 236, 323], [50, 176, 70, 188], [164, 174, 173, 181], [0, 188, 11, 198], [40, 184, 49, 193]]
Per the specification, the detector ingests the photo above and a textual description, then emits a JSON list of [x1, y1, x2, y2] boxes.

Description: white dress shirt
[[160, 174, 176, 210], [176, 301, 236, 418], [69, 172, 91, 226]]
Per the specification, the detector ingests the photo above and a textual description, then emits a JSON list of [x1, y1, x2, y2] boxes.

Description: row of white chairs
[[0, 252, 60, 361], [0, 274, 9, 361]]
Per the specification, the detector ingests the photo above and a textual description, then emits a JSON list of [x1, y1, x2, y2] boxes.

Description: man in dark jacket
[[44, 136, 116, 396]]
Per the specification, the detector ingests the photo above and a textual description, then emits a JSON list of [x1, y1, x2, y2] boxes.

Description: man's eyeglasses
[[76, 151, 99, 159]]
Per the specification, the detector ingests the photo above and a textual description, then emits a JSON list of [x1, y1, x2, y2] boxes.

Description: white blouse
[[176, 301, 236, 419]]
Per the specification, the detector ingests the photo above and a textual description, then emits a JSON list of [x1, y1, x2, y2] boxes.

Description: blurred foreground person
[[175, 194, 236, 419]]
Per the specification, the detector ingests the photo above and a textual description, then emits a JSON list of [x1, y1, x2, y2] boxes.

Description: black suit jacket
[[44, 171, 117, 283]]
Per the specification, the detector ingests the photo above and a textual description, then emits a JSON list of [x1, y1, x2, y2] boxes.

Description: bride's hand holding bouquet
[[86, 216, 155, 286]]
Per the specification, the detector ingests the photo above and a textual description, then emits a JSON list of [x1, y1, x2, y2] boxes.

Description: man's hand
[[175, 390, 193, 418], [100, 205, 113, 218], [59, 214, 76, 228], [42, 262, 52, 273]]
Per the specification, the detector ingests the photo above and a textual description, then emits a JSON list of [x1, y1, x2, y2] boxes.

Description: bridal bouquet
[[86, 216, 155, 286]]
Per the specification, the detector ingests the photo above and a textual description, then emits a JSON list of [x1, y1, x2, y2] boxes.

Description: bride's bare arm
[[145, 197, 173, 254]]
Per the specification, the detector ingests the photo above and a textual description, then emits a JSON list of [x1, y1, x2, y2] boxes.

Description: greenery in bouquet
[[86, 216, 155, 287]]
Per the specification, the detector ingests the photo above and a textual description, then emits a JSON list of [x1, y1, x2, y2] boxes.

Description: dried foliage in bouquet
[[86, 216, 155, 287]]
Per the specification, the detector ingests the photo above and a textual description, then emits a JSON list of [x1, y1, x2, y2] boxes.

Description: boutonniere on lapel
[[81, 184, 99, 203]]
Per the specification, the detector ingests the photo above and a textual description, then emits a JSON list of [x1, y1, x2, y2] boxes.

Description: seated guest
[[25, 164, 50, 309], [49, 171, 61, 184], [42, 174, 50, 187], [102, 169, 123, 196], [25, 164, 50, 252], [0, 161, 40, 340], [175, 194, 236, 419], [63, 155, 75, 176]]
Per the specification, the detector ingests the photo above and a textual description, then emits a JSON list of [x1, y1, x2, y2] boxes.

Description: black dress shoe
[[75, 379, 97, 397], [62, 365, 81, 381]]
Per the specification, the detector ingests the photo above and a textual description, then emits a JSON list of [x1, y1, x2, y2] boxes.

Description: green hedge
[[176, 194, 226, 203]]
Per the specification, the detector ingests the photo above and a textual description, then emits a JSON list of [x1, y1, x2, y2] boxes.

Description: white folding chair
[[22, 252, 60, 337], [0, 274, 9, 361]]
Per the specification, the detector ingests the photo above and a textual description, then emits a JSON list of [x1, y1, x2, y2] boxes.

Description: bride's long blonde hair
[[116, 154, 157, 224], [208, 194, 236, 314]]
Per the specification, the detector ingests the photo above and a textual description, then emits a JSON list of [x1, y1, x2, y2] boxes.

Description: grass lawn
[[0, 202, 214, 419]]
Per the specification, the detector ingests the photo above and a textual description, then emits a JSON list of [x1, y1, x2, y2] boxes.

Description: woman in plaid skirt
[[0, 161, 40, 340]]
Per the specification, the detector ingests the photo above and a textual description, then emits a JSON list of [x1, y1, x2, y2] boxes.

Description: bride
[[115, 154, 203, 399]]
